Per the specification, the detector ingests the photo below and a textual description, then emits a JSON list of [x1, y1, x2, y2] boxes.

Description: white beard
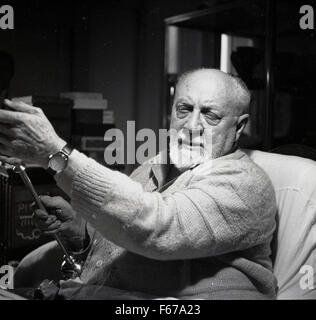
[[169, 129, 211, 172]]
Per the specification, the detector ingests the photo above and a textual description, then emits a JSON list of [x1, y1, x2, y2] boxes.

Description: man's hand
[[0, 99, 66, 167], [33, 196, 89, 253]]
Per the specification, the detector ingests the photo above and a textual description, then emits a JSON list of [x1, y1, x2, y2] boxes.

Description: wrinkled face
[[169, 71, 247, 172]]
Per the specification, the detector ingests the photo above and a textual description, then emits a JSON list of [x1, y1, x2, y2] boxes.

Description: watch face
[[49, 153, 68, 173]]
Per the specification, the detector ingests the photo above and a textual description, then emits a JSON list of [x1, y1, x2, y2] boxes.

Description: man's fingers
[[53, 208, 68, 221], [34, 210, 62, 225], [45, 215, 57, 225], [38, 196, 72, 223], [3, 99, 39, 114], [33, 209, 49, 220], [0, 124, 14, 137], [39, 195, 69, 210], [34, 213, 61, 231], [0, 109, 23, 124], [40, 220, 62, 233], [35, 215, 57, 227], [0, 154, 10, 164], [0, 155, 24, 166]]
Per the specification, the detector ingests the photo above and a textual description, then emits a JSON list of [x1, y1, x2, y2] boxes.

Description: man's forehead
[[178, 70, 232, 90], [175, 71, 231, 101]]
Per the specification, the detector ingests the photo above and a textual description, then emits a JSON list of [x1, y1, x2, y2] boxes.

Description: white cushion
[[244, 149, 316, 299]]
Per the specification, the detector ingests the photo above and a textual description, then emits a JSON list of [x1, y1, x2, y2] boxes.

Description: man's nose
[[185, 109, 203, 133]]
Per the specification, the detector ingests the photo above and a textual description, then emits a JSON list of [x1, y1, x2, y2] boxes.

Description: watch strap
[[60, 144, 73, 157]]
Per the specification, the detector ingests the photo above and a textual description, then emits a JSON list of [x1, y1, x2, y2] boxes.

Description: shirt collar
[[148, 148, 243, 190], [150, 149, 171, 190]]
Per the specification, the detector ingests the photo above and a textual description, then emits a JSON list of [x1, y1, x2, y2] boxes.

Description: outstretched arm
[[56, 150, 276, 261]]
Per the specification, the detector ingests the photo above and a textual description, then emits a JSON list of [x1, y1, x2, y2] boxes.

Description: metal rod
[[12, 164, 80, 274]]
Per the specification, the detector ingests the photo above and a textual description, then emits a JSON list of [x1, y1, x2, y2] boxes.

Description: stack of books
[[102, 110, 115, 125], [60, 92, 105, 108]]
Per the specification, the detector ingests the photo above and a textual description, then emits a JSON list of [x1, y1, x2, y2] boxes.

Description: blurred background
[[1, 0, 316, 153]]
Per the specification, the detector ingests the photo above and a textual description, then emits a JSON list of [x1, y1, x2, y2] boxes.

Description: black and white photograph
[[0, 0, 315, 306]]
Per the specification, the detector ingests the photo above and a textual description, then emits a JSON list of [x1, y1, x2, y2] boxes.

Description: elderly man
[[0, 69, 277, 300]]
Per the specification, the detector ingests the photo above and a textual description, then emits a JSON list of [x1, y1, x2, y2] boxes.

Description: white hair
[[176, 68, 251, 115]]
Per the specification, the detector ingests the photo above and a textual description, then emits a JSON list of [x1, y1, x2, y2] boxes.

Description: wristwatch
[[47, 144, 73, 176]]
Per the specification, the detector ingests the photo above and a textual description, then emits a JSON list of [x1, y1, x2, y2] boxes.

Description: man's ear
[[235, 114, 249, 142]]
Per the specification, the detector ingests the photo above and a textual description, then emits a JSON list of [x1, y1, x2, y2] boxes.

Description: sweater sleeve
[[56, 150, 276, 261]]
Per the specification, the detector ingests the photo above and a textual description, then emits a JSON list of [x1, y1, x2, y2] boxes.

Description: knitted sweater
[[55, 148, 277, 299]]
